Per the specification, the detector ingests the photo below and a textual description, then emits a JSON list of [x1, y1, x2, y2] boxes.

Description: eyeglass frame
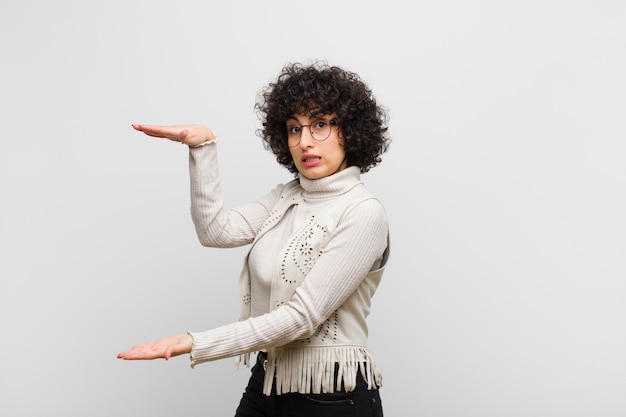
[[286, 118, 339, 148]]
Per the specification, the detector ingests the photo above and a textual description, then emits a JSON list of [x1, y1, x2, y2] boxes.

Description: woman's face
[[286, 113, 347, 180]]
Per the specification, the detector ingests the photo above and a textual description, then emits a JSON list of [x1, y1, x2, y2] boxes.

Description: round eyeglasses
[[286, 119, 338, 148]]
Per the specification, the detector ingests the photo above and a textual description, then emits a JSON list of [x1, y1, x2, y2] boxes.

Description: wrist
[[186, 330, 195, 349], [190, 137, 216, 147]]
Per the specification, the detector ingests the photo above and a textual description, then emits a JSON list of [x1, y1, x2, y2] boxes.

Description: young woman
[[118, 61, 391, 417]]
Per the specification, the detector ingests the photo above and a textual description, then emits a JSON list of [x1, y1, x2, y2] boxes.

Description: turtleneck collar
[[298, 166, 362, 201]]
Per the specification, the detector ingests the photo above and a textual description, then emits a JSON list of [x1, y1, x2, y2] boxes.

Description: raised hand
[[132, 124, 216, 147]]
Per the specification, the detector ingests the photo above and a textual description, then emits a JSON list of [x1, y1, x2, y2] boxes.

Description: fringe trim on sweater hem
[[262, 346, 382, 396], [235, 352, 251, 369]]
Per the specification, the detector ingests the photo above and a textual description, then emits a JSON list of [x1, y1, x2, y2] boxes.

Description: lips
[[301, 154, 321, 167], [302, 153, 320, 162]]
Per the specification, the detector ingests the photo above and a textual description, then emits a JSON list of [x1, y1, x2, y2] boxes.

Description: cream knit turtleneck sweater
[[187, 141, 389, 394]]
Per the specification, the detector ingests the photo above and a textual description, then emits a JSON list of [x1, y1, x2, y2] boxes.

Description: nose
[[298, 125, 315, 147]]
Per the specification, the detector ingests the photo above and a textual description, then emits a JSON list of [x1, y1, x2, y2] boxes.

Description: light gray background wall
[[1, 1, 624, 416]]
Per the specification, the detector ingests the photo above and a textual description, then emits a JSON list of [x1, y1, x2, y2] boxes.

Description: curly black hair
[[255, 61, 390, 176]]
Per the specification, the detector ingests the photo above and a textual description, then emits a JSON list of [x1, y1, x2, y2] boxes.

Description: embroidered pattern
[[280, 215, 328, 284], [242, 293, 251, 305], [257, 209, 282, 234]]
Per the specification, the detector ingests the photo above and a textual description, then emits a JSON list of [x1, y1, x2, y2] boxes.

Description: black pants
[[234, 352, 384, 417]]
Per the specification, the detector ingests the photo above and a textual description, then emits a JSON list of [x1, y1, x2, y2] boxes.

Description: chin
[[300, 171, 326, 180]]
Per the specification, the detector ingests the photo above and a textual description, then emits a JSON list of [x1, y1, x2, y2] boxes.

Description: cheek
[[332, 138, 346, 157]]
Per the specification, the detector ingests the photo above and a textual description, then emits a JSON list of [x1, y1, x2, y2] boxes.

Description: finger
[[132, 124, 167, 138], [117, 341, 155, 357], [143, 132, 168, 138], [132, 124, 185, 140], [132, 124, 164, 135], [117, 349, 161, 360]]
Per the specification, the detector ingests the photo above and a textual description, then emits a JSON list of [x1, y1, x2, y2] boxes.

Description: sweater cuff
[[190, 137, 217, 148], [187, 325, 236, 368]]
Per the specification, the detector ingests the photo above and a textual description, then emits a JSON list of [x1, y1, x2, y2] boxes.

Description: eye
[[313, 120, 327, 129], [287, 125, 302, 134]]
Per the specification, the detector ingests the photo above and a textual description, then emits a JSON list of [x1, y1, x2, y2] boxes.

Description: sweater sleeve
[[189, 142, 283, 248], [188, 198, 389, 365]]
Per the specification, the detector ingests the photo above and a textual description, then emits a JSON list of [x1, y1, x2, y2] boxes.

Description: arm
[[188, 198, 389, 364], [117, 199, 388, 363], [188, 143, 282, 248], [131, 123, 283, 248]]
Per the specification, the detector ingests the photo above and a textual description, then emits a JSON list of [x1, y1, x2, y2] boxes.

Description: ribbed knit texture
[[187, 141, 389, 394]]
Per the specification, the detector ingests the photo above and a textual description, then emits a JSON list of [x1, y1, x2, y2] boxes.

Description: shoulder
[[341, 187, 388, 224], [263, 179, 302, 200], [282, 179, 302, 194], [260, 179, 303, 213], [348, 196, 387, 219], [276, 179, 303, 201]]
